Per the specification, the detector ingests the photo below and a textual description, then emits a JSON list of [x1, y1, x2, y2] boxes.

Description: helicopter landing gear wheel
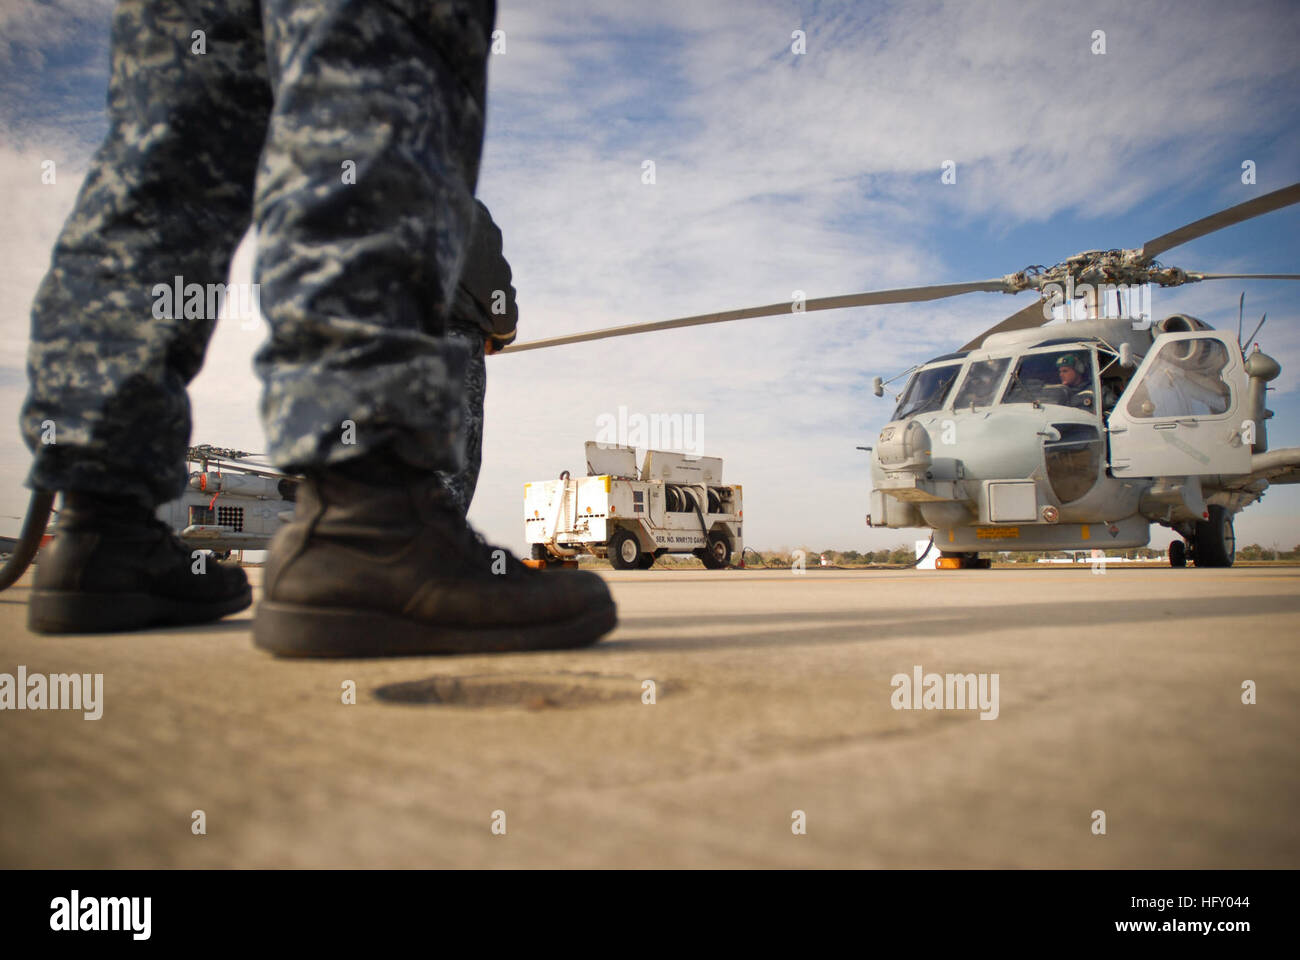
[[608, 529, 642, 571], [1192, 506, 1235, 568], [1168, 539, 1187, 568], [698, 532, 732, 569], [636, 552, 656, 569]]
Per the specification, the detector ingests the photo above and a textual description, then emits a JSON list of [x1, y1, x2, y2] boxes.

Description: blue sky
[[2, 0, 1300, 552]]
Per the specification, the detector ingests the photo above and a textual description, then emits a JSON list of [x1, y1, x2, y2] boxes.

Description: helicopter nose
[[877, 420, 932, 473]]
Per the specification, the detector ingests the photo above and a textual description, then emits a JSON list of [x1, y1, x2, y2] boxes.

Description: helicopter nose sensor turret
[[877, 420, 932, 474]]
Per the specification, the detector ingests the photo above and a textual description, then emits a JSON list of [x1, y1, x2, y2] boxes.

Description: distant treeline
[[582, 543, 1300, 568]]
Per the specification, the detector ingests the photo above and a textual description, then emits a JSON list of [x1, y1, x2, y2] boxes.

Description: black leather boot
[[253, 464, 617, 657], [28, 492, 252, 634]]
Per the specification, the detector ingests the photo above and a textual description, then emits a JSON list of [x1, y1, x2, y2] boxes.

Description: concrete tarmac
[[1, 565, 1297, 868]]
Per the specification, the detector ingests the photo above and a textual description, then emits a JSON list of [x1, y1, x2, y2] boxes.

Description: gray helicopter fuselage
[[869, 314, 1266, 553], [155, 469, 297, 554]]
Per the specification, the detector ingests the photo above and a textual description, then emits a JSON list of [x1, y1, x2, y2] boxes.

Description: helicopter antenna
[[1243, 312, 1267, 350], [1236, 292, 1246, 349]]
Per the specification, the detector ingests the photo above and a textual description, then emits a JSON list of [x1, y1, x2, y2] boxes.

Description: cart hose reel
[[664, 483, 701, 514], [0, 491, 55, 592], [668, 484, 712, 556]]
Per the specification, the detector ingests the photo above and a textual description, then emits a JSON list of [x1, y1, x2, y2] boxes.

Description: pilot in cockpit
[[1052, 354, 1094, 410]]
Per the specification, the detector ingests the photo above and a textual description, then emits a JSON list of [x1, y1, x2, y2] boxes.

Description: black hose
[[691, 498, 709, 539], [0, 491, 55, 591], [909, 535, 935, 568]]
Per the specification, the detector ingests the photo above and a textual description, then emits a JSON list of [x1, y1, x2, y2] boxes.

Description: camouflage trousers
[[22, 0, 495, 507], [436, 317, 486, 514]]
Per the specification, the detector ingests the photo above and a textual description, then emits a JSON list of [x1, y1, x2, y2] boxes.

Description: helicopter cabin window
[[893, 364, 962, 419], [1043, 423, 1103, 503], [1002, 350, 1096, 412], [217, 506, 244, 531], [952, 358, 1010, 409], [1124, 339, 1231, 419], [189, 505, 215, 526]]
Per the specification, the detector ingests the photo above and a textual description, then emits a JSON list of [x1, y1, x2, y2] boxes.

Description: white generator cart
[[524, 442, 743, 570]]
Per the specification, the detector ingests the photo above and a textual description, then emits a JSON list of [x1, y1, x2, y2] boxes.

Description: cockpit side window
[[952, 358, 1010, 409], [893, 364, 962, 419], [1002, 349, 1096, 412], [1125, 339, 1231, 419]]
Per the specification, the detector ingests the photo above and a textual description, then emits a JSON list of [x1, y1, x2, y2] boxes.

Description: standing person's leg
[[253, 0, 492, 474], [23, 0, 268, 633], [437, 318, 487, 514], [251, 0, 617, 657]]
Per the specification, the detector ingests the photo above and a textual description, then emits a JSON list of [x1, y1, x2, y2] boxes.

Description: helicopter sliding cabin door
[[1107, 332, 1251, 478]]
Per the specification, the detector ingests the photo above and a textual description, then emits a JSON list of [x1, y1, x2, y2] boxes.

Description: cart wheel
[[700, 531, 732, 569], [636, 552, 656, 569], [1168, 539, 1186, 568], [530, 543, 549, 561], [608, 529, 642, 570]]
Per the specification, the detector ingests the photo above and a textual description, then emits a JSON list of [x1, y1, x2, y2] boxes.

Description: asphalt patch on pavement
[[373, 671, 665, 710]]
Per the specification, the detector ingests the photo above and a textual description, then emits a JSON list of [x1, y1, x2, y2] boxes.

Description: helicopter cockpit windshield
[[893, 363, 962, 419], [1002, 349, 1097, 412], [952, 357, 1011, 409]]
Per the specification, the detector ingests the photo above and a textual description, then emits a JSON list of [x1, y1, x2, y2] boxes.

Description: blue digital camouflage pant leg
[[254, 0, 493, 476], [22, 0, 273, 507], [22, 0, 494, 505], [437, 317, 486, 513]]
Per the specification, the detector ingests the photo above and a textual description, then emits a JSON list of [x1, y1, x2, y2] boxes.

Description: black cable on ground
[[909, 536, 936, 568], [0, 491, 55, 592]]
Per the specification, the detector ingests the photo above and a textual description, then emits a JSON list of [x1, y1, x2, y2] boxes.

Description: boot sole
[[253, 599, 618, 657], [28, 586, 254, 635]]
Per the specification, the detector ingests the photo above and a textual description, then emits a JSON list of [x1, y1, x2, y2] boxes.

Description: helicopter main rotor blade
[[1185, 272, 1300, 282], [1140, 182, 1300, 261], [498, 279, 1012, 353], [958, 297, 1047, 353]]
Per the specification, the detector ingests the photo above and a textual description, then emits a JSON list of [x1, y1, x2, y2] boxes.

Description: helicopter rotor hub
[[1001, 249, 1194, 294]]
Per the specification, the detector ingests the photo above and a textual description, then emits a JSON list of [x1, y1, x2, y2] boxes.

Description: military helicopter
[[155, 444, 299, 557], [500, 182, 1300, 568], [0, 444, 293, 591]]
